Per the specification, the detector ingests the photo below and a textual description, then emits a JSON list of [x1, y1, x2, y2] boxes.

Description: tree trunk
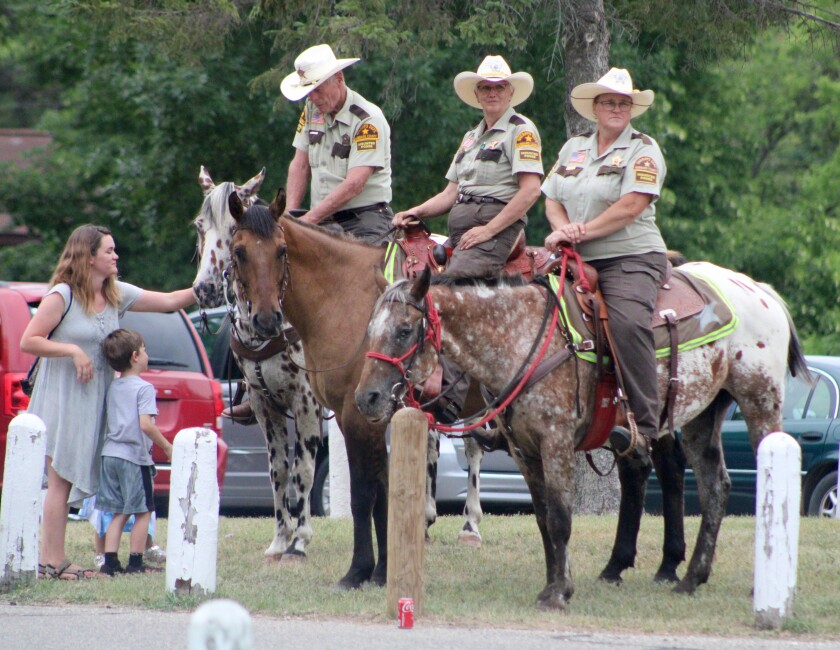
[[559, 0, 621, 514]]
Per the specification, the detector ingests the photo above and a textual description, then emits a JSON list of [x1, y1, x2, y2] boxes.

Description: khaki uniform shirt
[[445, 106, 544, 204], [292, 87, 391, 210], [541, 123, 667, 261]]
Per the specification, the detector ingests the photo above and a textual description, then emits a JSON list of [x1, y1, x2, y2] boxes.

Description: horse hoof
[[278, 552, 307, 565], [264, 553, 284, 564], [672, 579, 696, 595], [597, 571, 622, 585], [458, 531, 482, 548], [653, 570, 679, 584], [535, 590, 569, 611]]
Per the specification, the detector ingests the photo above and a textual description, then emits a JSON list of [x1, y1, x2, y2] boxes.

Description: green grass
[[3, 513, 839, 639]]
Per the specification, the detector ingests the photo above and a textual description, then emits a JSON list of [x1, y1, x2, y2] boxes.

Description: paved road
[[2, 602, 839, 650]]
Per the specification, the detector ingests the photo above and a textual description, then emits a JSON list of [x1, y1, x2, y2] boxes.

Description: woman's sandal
[[40, 559, 98, 580]]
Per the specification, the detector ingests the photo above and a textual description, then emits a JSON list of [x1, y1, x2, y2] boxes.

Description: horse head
[[228, 188, 290, 339], [192, 165, 265, 308], [355, 266, 441, 424]]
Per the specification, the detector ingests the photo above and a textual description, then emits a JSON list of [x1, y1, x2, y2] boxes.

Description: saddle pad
[[548, 267, 738, 363]]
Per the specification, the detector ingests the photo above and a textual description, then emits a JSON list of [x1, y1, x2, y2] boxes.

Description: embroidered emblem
[[519, 150, 541, 162], [311, 110, 325, 125], [296, 110, 306, 134], [568, 150, 586, 165], [463, 134, 475, 149], [488, 140, 501, 149], [515, 131, 538, 148], [633, 156, 658, 184], [354, 123, 379, 151]]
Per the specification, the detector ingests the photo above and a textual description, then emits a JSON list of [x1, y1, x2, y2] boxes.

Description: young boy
[[98, 328, 172, 575]]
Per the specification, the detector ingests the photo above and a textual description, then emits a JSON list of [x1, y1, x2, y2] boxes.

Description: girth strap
[[659, 310, 680, 435]]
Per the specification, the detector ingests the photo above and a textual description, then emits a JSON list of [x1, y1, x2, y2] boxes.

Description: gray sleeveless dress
[[27, 281, 142, 507]]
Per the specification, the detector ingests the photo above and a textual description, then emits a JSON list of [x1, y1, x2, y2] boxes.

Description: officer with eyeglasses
[[542, 67, 668, 466]]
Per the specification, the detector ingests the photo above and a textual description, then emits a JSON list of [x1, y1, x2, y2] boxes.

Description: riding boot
[[609, 425, 652, 467], [222, 400, 256, 424]]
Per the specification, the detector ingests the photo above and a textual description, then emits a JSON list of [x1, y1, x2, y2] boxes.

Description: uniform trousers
[[322, 203, 393, 244], [588, 252, 668, 440], [445, 202, 523, 277]]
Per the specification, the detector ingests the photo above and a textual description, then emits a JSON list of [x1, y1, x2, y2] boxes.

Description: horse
[[191, 167, 323, 562], [219, 186, 501, 588], [354, 264, 809, 609]]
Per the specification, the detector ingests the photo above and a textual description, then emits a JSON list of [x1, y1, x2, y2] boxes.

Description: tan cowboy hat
[[570, 67, 655, 121], [453, 55, 534, 109], [280, 44, 360, 101]]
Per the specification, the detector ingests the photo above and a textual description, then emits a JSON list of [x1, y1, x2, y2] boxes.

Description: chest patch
[[311, 111, 325, 125], [355, 123, 379, 151], [633, 156, 658, 184]]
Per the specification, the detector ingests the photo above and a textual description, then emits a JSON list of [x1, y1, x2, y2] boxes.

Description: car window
[[782, 373, 814, 420], [801, 377, 832, 420], [120, 311, 203, 373]]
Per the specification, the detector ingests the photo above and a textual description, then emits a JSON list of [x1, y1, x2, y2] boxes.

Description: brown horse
[[354, 267, 808, 609], [223, 188, 495, 587]]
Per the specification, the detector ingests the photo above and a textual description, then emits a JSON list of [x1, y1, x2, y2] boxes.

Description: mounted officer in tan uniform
[[282, 44, 393, 243]]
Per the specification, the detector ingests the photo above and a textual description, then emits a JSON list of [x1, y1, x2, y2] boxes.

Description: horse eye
[[233, 247, 246, 263], [396, 324, 413, 340], [276, 245, 288, 260]]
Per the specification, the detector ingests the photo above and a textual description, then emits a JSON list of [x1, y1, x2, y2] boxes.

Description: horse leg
[[251, 393, 294, 561], [370, 468, 389, 586], [424, 429, 440, 541], [458, 436, 484, 547], [535, 449, 575, 611], [598, 453, 653, 583], [650, 434, 686, 582], [675, 392, 733, 594], [280, 395, 321, 560]]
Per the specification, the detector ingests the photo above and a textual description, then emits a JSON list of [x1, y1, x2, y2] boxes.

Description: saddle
[[393, 222, 553, 282], [541, 254, 735, 452]]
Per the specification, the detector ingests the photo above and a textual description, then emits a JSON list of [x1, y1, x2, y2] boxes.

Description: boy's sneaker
[[143, 545, 166, 564], [95, 554, 105, 569]]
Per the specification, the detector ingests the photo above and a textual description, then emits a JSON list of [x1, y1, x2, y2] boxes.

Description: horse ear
[[269, 188, 287, 221], [199, 166, 215, 192], [228, 191, 245, 222], [238, 167, 265, 199], [409, 265, 432, 302]]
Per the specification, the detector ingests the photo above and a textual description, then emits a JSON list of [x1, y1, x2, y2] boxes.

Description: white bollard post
[[0, 414, 46, 591], [835, 445, 839, 520], [754, 431, 801, 630], [327, 414, 351, 518], [188, 598, 253, 650], [166, 427, 219, 596]]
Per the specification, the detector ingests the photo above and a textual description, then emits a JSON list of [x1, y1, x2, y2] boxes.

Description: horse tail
[[757, 282, 812, 381]]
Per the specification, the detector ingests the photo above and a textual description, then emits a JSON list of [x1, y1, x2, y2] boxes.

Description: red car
[[0, 281, 227, 512]]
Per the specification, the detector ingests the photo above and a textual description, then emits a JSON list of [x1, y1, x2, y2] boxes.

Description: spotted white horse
[[192, 167, 323, 562]]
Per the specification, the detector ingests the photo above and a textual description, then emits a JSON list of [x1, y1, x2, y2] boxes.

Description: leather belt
[[332, 202, 390, 222], [456, 193, 505, 205]]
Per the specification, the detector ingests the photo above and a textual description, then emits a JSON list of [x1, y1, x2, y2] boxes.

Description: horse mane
[[237, 203, 278, 239], [284, 215, 386, 251], [201, 181, 236, 231], [431, 273, 530, 289]]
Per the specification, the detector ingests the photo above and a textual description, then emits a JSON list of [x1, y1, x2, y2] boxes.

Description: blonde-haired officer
[[281, 44, 392, 243]]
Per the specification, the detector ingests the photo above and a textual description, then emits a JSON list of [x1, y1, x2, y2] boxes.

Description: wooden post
[[0, 414, 46, 592], [385, 407, 428, 619], [754, 431, 801, 630], [188, 598, 253, 650], [166, 427, 219, 597]]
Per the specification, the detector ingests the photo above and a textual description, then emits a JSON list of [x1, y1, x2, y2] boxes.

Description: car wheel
[[311, 454, 330, 517], [806, 471, 838, 517]]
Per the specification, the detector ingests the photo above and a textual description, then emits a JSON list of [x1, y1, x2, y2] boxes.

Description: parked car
[[645, 355, 840, 517], [0, 281, 229, 513]]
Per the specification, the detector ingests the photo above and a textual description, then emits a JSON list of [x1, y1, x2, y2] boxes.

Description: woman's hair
[[50, 224, 121, 313]]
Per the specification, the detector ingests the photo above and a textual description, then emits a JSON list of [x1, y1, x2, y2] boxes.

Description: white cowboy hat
[[570, 67, 655, 121], [453, 55, 534, 109], [280, 44, 360, 101]]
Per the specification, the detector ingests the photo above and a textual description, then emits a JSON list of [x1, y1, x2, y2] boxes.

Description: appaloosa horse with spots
[[354, 265, 808, 609], [192, 167, 323, 562]]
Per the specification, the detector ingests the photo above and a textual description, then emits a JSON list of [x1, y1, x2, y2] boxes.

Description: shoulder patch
[[354, 122, 379, 151], [633, 155, 658, 184], [515, 131, 539, 148], [632, 132, 653, 145], [296, 109, 306, 134], [509, 114, 526, 125], [349, 104, 371, 120]]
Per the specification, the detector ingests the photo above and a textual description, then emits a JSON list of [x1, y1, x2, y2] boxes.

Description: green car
[[646, 355, 840, 517]]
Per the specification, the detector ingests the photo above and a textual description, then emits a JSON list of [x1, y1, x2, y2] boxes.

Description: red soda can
[[398, 597, 414, 628]]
